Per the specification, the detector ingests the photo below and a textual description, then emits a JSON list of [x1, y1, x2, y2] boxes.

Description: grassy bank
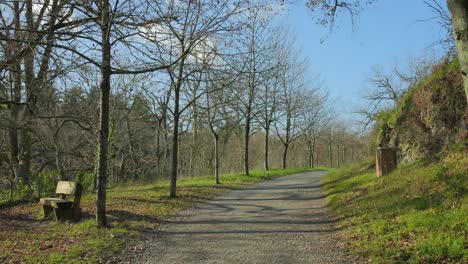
[[322, 146, 467, 263], [0, 167, 320, 263]]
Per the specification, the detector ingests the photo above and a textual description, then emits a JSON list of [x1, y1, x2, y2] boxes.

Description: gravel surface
[[134, 171, 361, 264]]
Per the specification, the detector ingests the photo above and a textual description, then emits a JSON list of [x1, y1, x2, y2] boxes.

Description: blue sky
[[278, 0, 449, 124]]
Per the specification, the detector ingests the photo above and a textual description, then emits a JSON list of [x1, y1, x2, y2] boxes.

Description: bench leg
[[42, 205, 54, 218], [72, 208, 82, 222], [54, 208, 73, 221]]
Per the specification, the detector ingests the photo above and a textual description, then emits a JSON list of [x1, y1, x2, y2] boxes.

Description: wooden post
[[376, 147, 397, 177]]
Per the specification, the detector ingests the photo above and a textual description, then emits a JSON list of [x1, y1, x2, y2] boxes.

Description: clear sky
[[278, 0, 449, 124]]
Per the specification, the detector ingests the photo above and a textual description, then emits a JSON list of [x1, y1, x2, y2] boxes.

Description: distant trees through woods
[[0, 0, 370, 226]]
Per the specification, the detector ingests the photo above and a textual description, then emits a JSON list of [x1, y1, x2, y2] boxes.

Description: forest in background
[[1, 0, 467, 228], [0, 0, 467, 262], [0, 1, 369, 211]]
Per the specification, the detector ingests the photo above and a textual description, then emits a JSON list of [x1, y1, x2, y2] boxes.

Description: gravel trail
[[135, 171, 361, 264]]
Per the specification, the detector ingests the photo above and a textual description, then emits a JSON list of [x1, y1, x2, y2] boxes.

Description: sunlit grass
[[0, 167, 323, 263], [322, 149, 467, 263]]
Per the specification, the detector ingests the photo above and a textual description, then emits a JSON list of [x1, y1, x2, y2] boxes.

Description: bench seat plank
[[40, 198, 66, 207]]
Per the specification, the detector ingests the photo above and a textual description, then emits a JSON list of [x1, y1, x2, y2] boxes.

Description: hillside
[[323, 60, 468, 263], [376, 60, 467, 161]]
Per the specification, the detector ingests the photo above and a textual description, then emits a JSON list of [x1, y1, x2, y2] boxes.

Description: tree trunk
[[125, 117, 138, 179], [163, 118, 169, 174], [336, 145, 340, 167], [9, 114, 20, 183], [8, 1, 21, 183], [156, 123, 161, 172], [54, 143, 66, 180], [17, 131, 31, 185], [308, 139, 316, 168], [264, 127, 269, 171], [169, 53, 186, 197], [214, 133, 220, 184], [17, 0, 35, 186], [91, 144, 98, 191], [342, 147, 346, 166], [308, 150, 313, 168], [328, 142, 333, 168], [244, 107, 251, 176], [6, 1, 20, 185], [9, 58, 21, 183], [170, 110, 179, 198], [117, 154, 126, 182], [282, 143, 289, 169], [96, 0, 111, 228], [447, 0, 468, 102], [283, 111, 291, 170], [316, 150, 319, 167], [190, 95, 198, 176]]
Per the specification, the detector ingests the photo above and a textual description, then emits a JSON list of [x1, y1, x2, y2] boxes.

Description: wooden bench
[[40, 181, 82, 221]]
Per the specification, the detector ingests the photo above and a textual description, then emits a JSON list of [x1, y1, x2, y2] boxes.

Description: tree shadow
[[213, 194, 326, 201], [0, 212, 41, 224], [245, 183, 324, 191], [164, 228, 341, 235], [108, 210, 161, 224], [166, 218, 337, 225]]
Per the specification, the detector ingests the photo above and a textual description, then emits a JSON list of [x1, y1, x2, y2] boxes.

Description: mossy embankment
[[324, 59, 467, 263], [375, 59, 467, 161], [323, 145, 467, 263]]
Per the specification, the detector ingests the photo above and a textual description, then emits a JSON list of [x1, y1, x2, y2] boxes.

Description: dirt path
[[134, 171, 360, 264]]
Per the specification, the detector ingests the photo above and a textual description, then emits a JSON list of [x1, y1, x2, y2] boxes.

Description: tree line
[[0, 0, 377, 227]]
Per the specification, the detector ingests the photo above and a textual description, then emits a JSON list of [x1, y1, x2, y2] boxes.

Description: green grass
[[0, 167, 323, 263], [322, 150, 467, 263]]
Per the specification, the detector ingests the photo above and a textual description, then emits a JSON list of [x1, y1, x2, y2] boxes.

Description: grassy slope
[[322, 146, 467, 263], [0, 167, 322, 263]]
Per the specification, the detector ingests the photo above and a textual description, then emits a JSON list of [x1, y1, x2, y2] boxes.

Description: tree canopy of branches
[[0, 0, 370, 226]]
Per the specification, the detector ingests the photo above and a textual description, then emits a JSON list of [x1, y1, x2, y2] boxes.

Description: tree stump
[[376, 147, 397, 177]]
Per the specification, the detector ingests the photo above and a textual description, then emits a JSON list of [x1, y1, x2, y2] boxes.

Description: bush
[[77, 172, 96, 191]]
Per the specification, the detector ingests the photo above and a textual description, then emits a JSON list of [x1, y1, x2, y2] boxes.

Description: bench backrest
[[55, 181, 83, 213], [56, 181, 78, 196]]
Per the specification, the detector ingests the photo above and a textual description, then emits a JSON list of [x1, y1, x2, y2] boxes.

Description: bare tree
[[0, 0, 86, 186], [144, 0, 246, 197], [0, 0, 376, 219], [254, 28, 289, 171], [357, 66, 404, 127], [232, 2, 274, 175], [200, 71, 235, 184], [306, 0, 467, 102], [275, 85, 313, 169], [302, 91, 330, 168], [423, 0, 455, 53], [357, 66, 405, 128], [447, 0, 468, 102], [61, 0, 175, 226], [358, 56, 436, 128], [305, 0, 377, 28]]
